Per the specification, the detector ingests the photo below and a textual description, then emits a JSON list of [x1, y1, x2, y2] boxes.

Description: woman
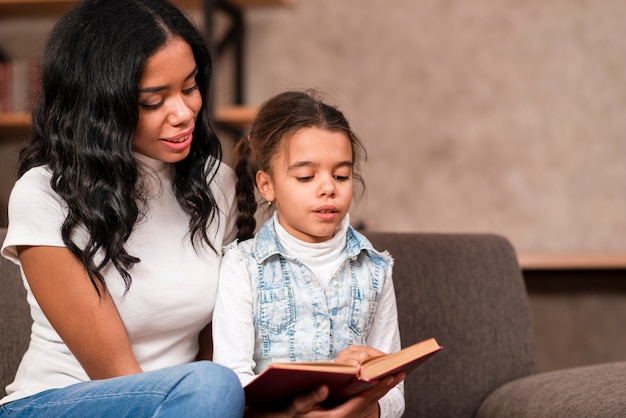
[[0, 1, 396, 416], [0, 0, 242, 415]]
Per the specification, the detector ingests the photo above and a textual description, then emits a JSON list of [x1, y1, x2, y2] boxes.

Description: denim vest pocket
[[256, 286, 295, 334], [348, 287, 381, 337]]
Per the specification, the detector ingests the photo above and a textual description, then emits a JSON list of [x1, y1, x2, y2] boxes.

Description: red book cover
[[244, 337, 442, 408]]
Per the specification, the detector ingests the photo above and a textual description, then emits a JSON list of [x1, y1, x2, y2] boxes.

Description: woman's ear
[[256, 170, 275, 203]]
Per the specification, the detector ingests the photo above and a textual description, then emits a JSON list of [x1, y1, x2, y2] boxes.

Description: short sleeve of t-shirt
[[2, 166, 68, 263]]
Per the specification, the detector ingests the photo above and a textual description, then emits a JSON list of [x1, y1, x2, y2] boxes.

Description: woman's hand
[[245, 372, 405, 418]]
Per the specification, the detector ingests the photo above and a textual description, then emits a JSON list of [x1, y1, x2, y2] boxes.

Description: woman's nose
[[167, 95, 194, 126]]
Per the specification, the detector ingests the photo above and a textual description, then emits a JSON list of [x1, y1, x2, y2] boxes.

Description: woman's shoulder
[[17, 165, 52, 183], [10, 165, 56, 202], [206, 159, 237, 202], [9, 165, 68, 219], [207, 158, 236, 186], [3, 165, 67, 261]]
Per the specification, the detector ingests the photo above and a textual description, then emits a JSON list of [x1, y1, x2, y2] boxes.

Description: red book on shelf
[[1, 61, 10, 113], [244, 337, 443, 408]]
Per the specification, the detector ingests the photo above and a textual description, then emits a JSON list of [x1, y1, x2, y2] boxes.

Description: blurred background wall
[[2, 1, 625, 254], [212, 0, 626, 255]]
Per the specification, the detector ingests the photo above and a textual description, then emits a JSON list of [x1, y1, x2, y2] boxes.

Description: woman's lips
[[164, 134, 190, 143], [163, 129, 193, 143], [161, 129, 193, 151]]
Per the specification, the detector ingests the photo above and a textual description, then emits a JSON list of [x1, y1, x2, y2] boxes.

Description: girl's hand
[[334, 345, 386, 367], [245, 372, 406, 418]]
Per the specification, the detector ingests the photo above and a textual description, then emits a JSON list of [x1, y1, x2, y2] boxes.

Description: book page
[[360, 338, 442, 380]]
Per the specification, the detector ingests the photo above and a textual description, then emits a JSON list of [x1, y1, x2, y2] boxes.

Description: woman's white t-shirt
[[0, 155, 237, 405]]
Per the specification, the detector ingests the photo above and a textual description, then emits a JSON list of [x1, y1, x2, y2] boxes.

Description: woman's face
[[133, 36, 202, 163]]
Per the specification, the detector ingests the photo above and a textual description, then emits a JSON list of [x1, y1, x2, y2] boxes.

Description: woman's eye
[[183, 84, 199, 95], [139, 101, 163, 110]]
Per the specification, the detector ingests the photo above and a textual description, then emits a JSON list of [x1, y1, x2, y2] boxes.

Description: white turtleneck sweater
[[274, 212, 349, 291]]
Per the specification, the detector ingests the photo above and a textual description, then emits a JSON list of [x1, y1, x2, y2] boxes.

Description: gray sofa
[[2, 227, 626, 417]]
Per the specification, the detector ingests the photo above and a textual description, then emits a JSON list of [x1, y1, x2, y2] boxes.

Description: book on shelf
[[244, 337, 443, 408], [0, 59, 39, 114]]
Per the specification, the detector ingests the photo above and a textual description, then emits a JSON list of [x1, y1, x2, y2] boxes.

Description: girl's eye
[[334, 175, 350, 181], [296, 176, 313, 182]]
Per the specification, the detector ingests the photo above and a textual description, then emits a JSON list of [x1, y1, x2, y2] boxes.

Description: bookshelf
[[0, 0, 292, 138]]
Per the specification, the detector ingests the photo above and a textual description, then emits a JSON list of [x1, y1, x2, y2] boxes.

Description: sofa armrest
[[477, 361, 626, 417], [0, 227, 31, 392]]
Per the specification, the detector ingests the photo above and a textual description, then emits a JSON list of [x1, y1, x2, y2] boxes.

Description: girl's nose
[[319, 176, 336, 197]]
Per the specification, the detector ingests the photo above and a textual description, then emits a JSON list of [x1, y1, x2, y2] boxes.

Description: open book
[[244, 337, 443, 408]]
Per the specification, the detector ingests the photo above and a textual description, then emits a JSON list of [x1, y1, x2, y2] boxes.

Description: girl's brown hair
[[234, 90, 367, 240]]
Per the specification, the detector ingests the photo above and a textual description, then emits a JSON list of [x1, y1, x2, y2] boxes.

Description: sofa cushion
[[477, 361, 626, 417]]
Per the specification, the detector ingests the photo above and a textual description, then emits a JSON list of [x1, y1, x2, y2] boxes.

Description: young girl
[[213, 90, 405, 418]]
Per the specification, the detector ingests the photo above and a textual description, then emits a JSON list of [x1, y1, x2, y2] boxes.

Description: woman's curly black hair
[[18, 0, 222, 294]]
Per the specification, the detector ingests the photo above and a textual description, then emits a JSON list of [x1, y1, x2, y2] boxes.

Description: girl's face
[[133, 37, 202, 163], [256, 127, 354, 243]]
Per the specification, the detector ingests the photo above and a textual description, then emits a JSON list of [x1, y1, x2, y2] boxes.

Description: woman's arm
[[18, 245, 142, 379]]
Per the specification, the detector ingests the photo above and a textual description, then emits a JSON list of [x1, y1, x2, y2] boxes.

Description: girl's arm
[[361, 265, 404, 418], [212, 246, 257, 384], [18, 245, 142, 379], [329, 263, 405, 418]]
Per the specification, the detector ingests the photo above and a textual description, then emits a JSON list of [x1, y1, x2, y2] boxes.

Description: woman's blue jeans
[[0, 361, 245, 417]]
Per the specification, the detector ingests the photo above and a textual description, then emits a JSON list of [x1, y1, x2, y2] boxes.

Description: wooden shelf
[[0, 0, 290, 16], [0, 0, 75, 16], [0, 107, 255, 137], [0, 0, 201, 16], [518, 252, 626, 270], [228, 0, 292, 6], [0, 112, 30, 128], [214, 105, 256, 129]]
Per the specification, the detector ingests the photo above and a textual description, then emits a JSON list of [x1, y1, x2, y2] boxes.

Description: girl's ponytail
[[234, 137, 258, 240]]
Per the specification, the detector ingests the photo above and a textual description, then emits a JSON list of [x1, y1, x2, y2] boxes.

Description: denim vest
[[225, 218, 393, 374]]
